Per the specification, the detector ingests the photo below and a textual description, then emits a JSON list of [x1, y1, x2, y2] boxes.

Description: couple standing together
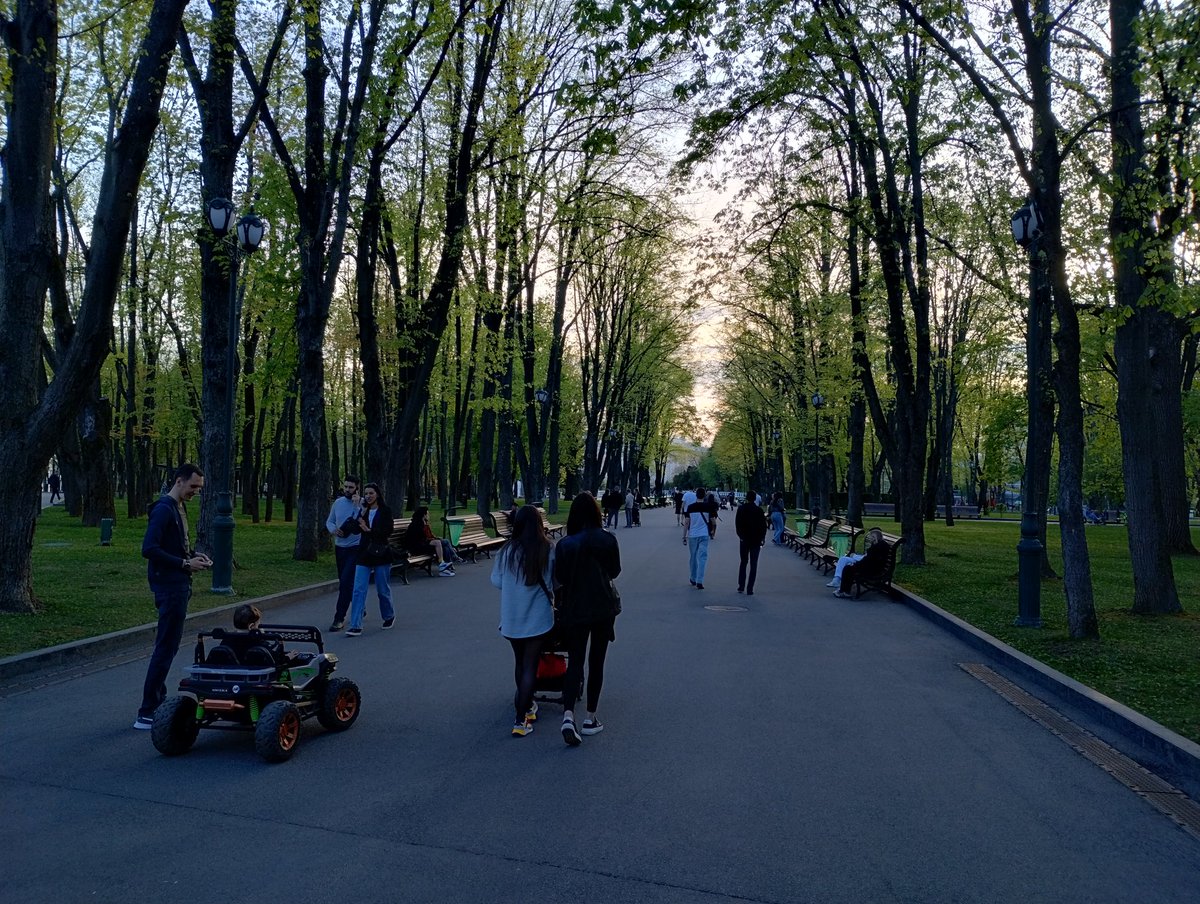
[[493, 494, 621, 745]]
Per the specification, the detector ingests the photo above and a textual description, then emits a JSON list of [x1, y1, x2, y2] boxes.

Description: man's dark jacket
[[735, 500, 769, 545], [142, 495, 191, 590]]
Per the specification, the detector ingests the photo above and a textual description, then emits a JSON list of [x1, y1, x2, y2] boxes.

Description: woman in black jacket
[[553, 492, 622, 746], [345, 483, 396, 636]]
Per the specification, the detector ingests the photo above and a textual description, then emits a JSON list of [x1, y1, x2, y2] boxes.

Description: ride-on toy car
[[151, 624, 360, 762]]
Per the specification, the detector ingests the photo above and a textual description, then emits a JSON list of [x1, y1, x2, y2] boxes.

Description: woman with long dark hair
[[403, 506, 457, 576], [345, 483, 396, 636], [553, 492, 621, 746], [491, 505, 555, 737]]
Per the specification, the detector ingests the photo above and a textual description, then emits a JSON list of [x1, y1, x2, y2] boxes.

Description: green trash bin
[[830, 532, 850, 557], [446, 517, 466, 546], [99, 518, 114, 546]]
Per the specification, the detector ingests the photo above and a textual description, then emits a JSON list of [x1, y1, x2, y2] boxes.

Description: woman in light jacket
[[491, 505, 555, 738]]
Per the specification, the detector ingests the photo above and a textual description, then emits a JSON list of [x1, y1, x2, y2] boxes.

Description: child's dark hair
[[233, 604, 262, 630]]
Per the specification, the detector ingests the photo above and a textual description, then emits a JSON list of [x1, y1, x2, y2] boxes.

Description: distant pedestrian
[[134, 463, 211, 730], [554, 492, 621, 746], [735, 491, 768, 595], [324, 475, 361, 631], [492, 505, 555, 738], [682, 486, 715, 589], [769, 492, 787, 544], [624, 489, 635, 528], [673, 488, 684, 525], [345, 483, 396, 636], [48, 471, 61, 504]]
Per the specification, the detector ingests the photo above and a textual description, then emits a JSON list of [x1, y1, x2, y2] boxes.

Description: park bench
[[486, 509, 564, 539], [847, 532, 904, 599], [862, 502, 895, 518], [810, 525, 862, 575], [796, 518, 839, 562], [387, 518, 435, 584], [447, 513, 507, 561], [934, 504, 982, 519], [490, 511, 512, 539]]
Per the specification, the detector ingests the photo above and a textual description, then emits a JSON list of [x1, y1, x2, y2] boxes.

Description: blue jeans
[[625, 507, 633, 527], [688, 535, 709, 584], [139, 585, 192, 719], [349, 563, 394, 629], [771, 511, 785, 543], [333, 544, 360, 621]]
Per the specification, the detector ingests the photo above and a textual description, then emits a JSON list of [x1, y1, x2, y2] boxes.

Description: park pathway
[[2, 505, 1199, 903]]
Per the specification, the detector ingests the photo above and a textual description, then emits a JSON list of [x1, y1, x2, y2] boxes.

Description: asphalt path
[[3, 507, 1199, 903]]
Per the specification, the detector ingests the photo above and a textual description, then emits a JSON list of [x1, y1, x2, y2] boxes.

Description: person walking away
[[491, 505, 555, 737], [705, 490, 721, 539], [835, 528, 887, 598], [769, 492, 787, 545], [345, 483, 396, 635], [624, 489, 635, 528], [554, 492, 621, 746], [673, 488, 684, 525], [325, 475, 362, 631], [403, 506, 457, 576], [48, 471, 61, 504], [735, 491, 769, 595], [682, 486, 714, 589], [134, 463, 212, 729]]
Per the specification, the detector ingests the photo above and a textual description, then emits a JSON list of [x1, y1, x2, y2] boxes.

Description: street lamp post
[[811, 392, 825, 515], [204, 196, 265, 594], [1011, 198, 1044, 628], [772, 429, 782, 495], [534, 387, 549, 503]]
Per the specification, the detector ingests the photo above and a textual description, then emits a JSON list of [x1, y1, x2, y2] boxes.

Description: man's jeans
[[771, 511, 785, 543], [688, 535, 710, 584], [625, 507, 633, 527], [333, 544, 360, 621], [738, 540, 762, 592], [139, 585, 192, 719]]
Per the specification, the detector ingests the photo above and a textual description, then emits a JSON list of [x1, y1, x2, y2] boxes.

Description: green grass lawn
[[879, 518, 1200, 745], [4, 505, 1198, 745]]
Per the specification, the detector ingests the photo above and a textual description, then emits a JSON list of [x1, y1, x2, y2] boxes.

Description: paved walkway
[[3, 507, 1199, 902]]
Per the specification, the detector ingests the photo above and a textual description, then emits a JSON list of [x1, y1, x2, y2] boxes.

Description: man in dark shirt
[[735, 491, 769, 594], [133, 463, 211, 729]]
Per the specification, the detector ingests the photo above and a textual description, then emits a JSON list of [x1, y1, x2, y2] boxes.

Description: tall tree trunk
[[1111, 0, 1181, 613]]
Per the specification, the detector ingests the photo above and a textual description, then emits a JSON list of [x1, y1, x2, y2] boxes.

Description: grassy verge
[[878, 518, 1200, 745], [0, 499, 469, 658]]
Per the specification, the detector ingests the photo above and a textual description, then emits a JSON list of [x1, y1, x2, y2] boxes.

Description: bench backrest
[[812, 519, 838, 544]]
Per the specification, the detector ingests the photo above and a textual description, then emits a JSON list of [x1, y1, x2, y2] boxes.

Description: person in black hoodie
[[735, 490, 769, 595], [553, 492, 622, 746], [835, 528, 887, 598], [345, 483, 396, 636], [134, 463, 211, 729]]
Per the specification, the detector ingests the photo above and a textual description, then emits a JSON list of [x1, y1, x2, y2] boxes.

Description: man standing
[[682, 486, 714, 589], [735, 491, 769, 595], [325, 475, 362, 631], [624, 488, 636, 528], [134, 463, 211, 729], [47, 471, 61, 504]]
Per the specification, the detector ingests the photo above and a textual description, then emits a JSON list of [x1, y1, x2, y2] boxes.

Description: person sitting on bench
[[834, 529, 887, 599]]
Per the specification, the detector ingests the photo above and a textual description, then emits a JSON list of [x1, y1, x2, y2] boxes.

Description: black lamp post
[[811, 392, 825, 514], [534, 388, 549, 503], [204, 196, 265, 594], [772, 428, 782, 493], [1011, 198, 1044, 627]]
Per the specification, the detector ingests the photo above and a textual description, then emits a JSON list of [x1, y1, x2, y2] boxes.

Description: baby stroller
[[533, 628, 582, 707]]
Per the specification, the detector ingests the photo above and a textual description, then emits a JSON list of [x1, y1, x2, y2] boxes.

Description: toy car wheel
[[317, 677, 361, 732], [255, 701, 302, 762], [151, 695, 199, 756]]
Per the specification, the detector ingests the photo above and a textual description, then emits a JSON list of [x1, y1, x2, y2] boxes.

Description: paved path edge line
[[0, 579, 339, 682], [893, 584, 1200, 779]]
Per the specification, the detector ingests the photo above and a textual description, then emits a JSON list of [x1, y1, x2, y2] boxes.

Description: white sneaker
[[826, 579, 839, 587], [438, 568, 455, 577]]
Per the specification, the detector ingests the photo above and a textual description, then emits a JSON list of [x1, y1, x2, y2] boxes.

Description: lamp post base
[[1015, 510, 1042, 627], [210, 490, 235, 595]]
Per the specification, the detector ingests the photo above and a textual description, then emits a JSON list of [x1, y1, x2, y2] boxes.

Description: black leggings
[[508, 635, 547, 722], [561, 618, 615, 714]]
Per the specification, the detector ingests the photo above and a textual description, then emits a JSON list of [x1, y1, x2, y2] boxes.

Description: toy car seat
[[241, 645, 279, 669], [205, 644, 240, 667]]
